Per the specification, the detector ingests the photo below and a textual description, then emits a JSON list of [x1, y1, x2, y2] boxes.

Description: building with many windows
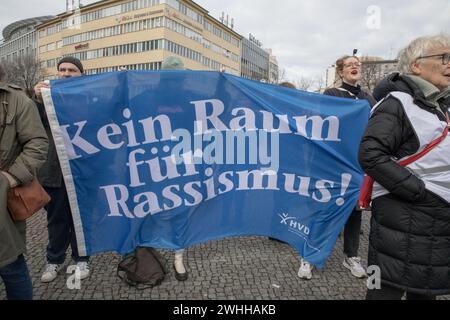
[[266, 48, 279, 84], [36, 0, 242, 78], [0, 16, 54, 62], [240, 34, 269, 82]]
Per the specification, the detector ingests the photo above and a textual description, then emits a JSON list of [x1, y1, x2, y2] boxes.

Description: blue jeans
[[0, 255, 33, 300], [45, 186, 89, 264]]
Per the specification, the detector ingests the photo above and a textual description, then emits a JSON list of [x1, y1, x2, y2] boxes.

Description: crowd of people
[[0, 33, 449, 300]]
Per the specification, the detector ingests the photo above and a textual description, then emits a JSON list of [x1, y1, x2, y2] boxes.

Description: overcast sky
[[1, 0, 449, 81]]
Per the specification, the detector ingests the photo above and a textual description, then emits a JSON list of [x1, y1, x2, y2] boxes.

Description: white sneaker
[[343, 256, 366, 278], [174, 258, 186, 274], [298, 259, 313, 280], [41, 263, 62, 283], [174, 253, 188, 281], [75, 261, 90, 280]]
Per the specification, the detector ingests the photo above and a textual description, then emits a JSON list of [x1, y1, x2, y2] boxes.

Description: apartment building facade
[[37, 0, 242, 78]]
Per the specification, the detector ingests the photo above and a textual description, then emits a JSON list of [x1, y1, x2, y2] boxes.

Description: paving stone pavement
[[1, 210, 449, 300]]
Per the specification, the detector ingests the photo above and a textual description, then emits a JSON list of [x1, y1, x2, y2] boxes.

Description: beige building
[[266, 48, 279, 84], [37, 0, 242, 79]]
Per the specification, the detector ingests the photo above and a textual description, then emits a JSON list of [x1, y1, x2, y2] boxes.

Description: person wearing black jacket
[[359, 34, 450, 300], [34, 57, 91, 283], [324, 57, 376, 107]]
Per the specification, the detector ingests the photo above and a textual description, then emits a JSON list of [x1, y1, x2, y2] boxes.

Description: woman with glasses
[[324, 56, 376, 106], [359, 34, 450, 300], [297, 55, 375, 281]]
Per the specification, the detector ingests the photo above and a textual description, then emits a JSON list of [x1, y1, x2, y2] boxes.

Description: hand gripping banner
[[42, 71, 370, 268]]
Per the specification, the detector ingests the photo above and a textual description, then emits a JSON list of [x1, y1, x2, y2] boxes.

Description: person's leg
[[343, 208, 362, 258], [45, 186, 72, 265], [42, 187, 73, 282], [366, 285, 404, 300], [68, 213, 90, 280], [174, 249, 188, 281], [343, 208, 366, 278], [298, 257, 313, 280], [0, 255, 33, 300]]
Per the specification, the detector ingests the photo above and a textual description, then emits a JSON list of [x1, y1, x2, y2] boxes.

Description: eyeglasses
[[343, 62, 362, 68], [417, 53, 450, 65]]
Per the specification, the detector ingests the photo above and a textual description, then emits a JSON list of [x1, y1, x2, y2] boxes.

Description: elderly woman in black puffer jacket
[[359, 34, 450, 300]]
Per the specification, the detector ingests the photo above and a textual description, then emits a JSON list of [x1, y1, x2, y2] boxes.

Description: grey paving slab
[[1, 210, 449, 300]]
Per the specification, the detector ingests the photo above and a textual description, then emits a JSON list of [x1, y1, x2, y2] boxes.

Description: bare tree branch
[[360, 56, 384, 93], [294, 76, 314, 91], [0, 54, 47, 97], [313, 76, 325, 93], [278, 67, 288, 83]]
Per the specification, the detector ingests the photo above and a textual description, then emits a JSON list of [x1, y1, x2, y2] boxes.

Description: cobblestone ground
[[1, 210, 449, 300]]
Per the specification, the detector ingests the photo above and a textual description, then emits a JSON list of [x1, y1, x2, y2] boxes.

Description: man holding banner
[[34, 57, 91, 283]]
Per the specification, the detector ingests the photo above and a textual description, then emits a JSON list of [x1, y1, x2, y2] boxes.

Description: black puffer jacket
[[359, 74, 450, 296], [324, 82, 377, 107]]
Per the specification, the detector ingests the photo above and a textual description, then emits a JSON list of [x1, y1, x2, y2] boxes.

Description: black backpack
[[117, 247, 167, 289]]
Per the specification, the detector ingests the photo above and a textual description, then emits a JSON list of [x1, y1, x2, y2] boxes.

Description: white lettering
[[60, 121, 100, 159], [191, 99, 229, 133]]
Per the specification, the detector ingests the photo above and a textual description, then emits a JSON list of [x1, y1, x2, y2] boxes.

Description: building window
[[46, 59, 56, 68], [47, 42, 55, 51], [204, 20, 212, 32], [164, 39, 201, 63], [85, 61, 162, 75], [64, 39, 165, 61], [223, 32, 231, 43], [213, 26, 222, 38], [62, 16, 164, 46], [62, 0, 161, 29]]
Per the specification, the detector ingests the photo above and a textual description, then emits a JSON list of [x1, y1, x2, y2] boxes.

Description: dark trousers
[[45, 186, 89, 264], [367, 285, 436, 300], [0, 255, 33, 300], [343, 208, 362, 258]]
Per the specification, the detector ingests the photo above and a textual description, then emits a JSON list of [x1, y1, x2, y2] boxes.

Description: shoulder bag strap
[[399, 112, 449, 166]]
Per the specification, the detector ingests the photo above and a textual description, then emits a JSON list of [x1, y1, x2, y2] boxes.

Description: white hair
[[397, 34, 450, 74]]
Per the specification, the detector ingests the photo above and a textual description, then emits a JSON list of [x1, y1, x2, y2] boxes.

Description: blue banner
[[43, 71, 370, 268]]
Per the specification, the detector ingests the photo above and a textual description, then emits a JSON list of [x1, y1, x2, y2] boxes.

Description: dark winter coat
[[358, 73, 450, 295], [35, 98, 63, 188], [324, 82, 377, 108]]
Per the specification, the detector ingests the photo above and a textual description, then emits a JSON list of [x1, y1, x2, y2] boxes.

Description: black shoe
[[173, 263, 188, 281]]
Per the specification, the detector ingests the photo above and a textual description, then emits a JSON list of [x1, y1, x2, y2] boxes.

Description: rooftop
[[2, 16, 55, 41]]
